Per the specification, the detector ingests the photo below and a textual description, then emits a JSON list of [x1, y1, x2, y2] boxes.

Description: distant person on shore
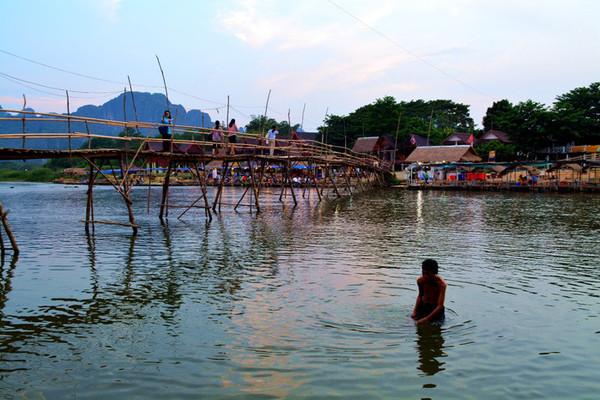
[[266, 125, 279, 156], [211, 120, 223, 155], [412, 259, 447, 325], [159, 110, 173, 152], [228, 118, 238, 155]]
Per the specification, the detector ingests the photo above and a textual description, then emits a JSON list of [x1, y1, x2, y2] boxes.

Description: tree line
[[310, 81, 599, 161]]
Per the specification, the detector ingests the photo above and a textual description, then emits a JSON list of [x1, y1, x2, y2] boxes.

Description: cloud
[[220, 1, 417, 95], [97, 0, 122, 22], [220, 0, 354, 50]]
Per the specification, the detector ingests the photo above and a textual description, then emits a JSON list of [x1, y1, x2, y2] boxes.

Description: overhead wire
[[0, 48, 323, 126], [0, 71, 122, 94], [0, 48, 263, 110], [0, 73, 121, 99], [326, 0, 491, 99]]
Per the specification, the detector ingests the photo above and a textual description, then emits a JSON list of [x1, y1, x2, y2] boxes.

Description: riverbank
[[405, 181, 600, 193], [0, 167, 60, 182]]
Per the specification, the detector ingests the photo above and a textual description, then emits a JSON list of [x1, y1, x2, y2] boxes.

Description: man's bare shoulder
[[437, 276, 448, 288]]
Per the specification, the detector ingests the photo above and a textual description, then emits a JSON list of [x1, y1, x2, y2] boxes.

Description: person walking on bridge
[[227, 119, 238, 155], [158, 110, 172, 152], [211, 120, 223, 155], [266, 125, 279, 156]]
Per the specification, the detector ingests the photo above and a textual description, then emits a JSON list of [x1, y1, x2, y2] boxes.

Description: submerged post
[[85, 162, 97, 233], [0, 203, 19, 255], [159, 161, 173, 221]]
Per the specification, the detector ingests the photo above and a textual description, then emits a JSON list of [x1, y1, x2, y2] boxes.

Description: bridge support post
[[278, 161, 297, 206], [81, 156, 138, 234], [195, 162, 212, 221], [0, 203, 19, 256], [307, 162, 322, 202], [248, 159, 261, 213], [327, 165, 342, 198], [159, 161, 172, 221], [343, 166, 353, 195], [213, 160, 230, 213], [176, 162, 212, 221], [85, 162, 98, 234]]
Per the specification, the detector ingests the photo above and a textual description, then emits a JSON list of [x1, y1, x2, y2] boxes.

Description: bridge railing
[[0, 109, 390, 171]]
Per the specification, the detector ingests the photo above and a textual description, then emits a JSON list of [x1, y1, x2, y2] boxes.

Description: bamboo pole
[[261, 89, 271, 139], [310, 163, 322, 202], [212, 161, 230, 213], [127, 76, 141, 135], [156, 55, 170, 108], [85, 162, 97, 233], [328, 165, 342, 198], [146, 163, 153, 214], [21, 94, 26, 150], [159, 161, 172, 220], [234, 185, 251, 211], [256, 159, 267, 197], [343, 166, 353, 195], [177, 163, 212, 220], [195, 162, 212, 221], [226, 95, 230, 129], [0, 204, 19, 255], [66, 90, 72, 151], [248, 159, 261, 213], [87, 220, 139, 228], [288, 163, 297, 206]]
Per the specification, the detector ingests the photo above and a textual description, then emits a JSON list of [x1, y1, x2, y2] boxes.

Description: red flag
[[467, 133, 475, 145]]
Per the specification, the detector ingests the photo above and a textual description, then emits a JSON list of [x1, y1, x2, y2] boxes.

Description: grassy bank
[[0, 167, 60, 182]]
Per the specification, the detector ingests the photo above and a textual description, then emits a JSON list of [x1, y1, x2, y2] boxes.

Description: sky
[[0, 0, 599, 131]]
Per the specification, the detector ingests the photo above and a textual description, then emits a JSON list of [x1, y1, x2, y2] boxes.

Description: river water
[[0, 182, 599, 399]]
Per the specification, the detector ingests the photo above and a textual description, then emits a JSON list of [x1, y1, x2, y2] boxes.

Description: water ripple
[[0, 184, 599, 399]]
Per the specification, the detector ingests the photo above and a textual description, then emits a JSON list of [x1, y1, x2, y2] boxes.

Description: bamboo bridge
[[0, 109, 391, 252]]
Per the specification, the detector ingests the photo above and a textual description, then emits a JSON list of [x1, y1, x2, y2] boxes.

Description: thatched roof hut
[[498, 164, 542, 176], [405, 145, 481, 163], [351, 137, 379, 153]]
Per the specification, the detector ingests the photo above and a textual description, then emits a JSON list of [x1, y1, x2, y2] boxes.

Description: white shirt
[[267, 129, 279, 140]]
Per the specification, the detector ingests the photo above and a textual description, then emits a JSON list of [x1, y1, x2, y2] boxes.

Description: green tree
[[552, 82, 600, 144], [245, 115, 279, 134], [510, 100, 552, 156], [482, 99, 515, 132], [474, 141, 517, 161], [482, 99, 552, 158], [319, 96, 473, 148], [244, 115, 300, 138]]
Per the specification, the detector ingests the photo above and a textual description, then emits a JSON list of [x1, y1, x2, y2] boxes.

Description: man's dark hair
[[422, 259, 439, 274]]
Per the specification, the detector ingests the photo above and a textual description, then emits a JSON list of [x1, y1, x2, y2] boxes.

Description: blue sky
[[1, 0, 599, 130]]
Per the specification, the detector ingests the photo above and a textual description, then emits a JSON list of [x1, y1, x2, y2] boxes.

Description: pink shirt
[[228, 124, 237, 135]]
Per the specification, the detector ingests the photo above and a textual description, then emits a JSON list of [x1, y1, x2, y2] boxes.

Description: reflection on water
[[416, 324, 445, 376], [0, 183, 599, 399]]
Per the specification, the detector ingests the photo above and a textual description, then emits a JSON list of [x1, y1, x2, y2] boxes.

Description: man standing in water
[[412, 259, 447, 325]]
